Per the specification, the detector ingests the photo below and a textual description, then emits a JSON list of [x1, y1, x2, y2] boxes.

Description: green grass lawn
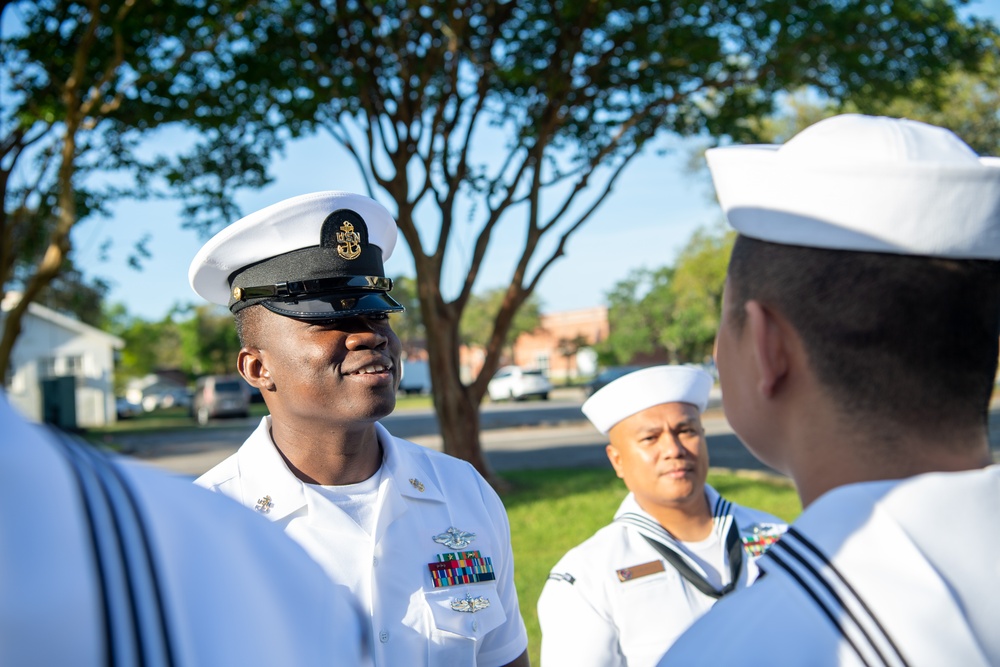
[[501, 468, 801, 667]]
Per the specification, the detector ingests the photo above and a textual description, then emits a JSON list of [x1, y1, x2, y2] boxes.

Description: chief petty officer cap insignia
[[188, 191, 404, 320]]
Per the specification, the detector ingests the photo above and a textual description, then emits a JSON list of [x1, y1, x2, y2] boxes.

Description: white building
[[2, 294, 124, 427]]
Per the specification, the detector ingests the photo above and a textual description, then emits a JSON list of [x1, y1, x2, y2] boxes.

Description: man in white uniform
[[538, 365, 786, 666], [0, 393, 362, 666], [660, 115, 1000, 666], [190, 191, 529, 667]]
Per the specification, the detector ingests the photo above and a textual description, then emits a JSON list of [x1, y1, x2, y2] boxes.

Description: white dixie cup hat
[[705, 114, 1000, 258], [581, 365, 714, 435]]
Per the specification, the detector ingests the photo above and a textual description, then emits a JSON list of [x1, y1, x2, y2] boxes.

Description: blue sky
[[72, 122, 714, 320], [70, 0, 1000, 321]]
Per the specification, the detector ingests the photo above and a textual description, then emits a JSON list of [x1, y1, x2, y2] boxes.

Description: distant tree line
[[103, 303, 240, 393], [596, 223, 733, 368]]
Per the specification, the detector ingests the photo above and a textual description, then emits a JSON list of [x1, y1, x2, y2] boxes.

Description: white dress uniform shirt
[[196, 417, 529, 667], [0, 395, 362, 667], [660, 466, 1000, 667], [538, 486, 786, 667]]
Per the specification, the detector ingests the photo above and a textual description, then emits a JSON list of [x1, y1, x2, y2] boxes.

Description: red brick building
[[448, 307, 609, 384], [511, 306, 608, 382]]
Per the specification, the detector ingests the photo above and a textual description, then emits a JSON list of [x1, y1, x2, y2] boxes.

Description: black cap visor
[[262, 291, 404, 321]]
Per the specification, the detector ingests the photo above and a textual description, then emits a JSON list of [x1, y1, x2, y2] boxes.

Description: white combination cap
[[188, 191, 402, 320], [706, 114, 1000, 258], [581, 365, 714, 434]]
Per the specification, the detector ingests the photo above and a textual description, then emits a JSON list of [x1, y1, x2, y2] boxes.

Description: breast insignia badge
[[741, 522, 787, 557], [409, 478, 425, 492], [451, 593, 491, 613], [433, 526, 476, 549], [254, 495, 273, 514]]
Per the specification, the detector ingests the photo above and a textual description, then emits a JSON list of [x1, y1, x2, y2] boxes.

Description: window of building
[[38, 357, 58, 379], [535, 353, 550, 374], [63, 355, 84, 377], [4, 362, 21, 392], [37, 355, 85, 378]]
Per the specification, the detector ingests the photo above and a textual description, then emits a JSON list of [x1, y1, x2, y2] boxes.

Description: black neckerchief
[[616, 513, 743, 600]]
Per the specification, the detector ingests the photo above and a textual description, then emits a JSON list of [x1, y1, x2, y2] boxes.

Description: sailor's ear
[[239, 347, 273, 391]]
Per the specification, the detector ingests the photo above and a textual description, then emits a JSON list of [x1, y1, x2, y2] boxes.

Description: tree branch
[[527, 146, 639, 295]]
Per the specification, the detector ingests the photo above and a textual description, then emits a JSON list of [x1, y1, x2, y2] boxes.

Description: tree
[[0, 0, 279, 380], [104, 304, 186, 393], [210, 0, 993, 485], [556, 334, 590, 384], [741, 89, 842, 146], [658, 226, 735, 364], [744, 47, 1000, 152], [36, 264, 109, 327], [600, 224, 734, 366], [176, 304, 241, 377], [387, 275, 426, 356], [460, 288, 542, 351], [853, 50, 1000, 156], [105, 302, 241, 391], [599, 266, 675, 366]]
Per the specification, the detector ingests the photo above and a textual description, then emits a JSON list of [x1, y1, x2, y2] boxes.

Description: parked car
[[245, 383, 265, 404], [141, 387, 192, 412], [190, 374, 250, 425], [487, 366, 552, 402], [583, 365, 647, 397], [115, 396, 142, 420], [398, 359, 432, 395]]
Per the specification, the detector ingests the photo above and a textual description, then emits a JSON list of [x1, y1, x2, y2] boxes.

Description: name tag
[[616, 560, 665, 582]]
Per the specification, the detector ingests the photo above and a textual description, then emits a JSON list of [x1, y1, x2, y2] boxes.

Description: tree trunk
[[0, 298, 26, 381], [422, 305, 505, 491], [0, 163, 76, 380], [435, 376, 496, 485]]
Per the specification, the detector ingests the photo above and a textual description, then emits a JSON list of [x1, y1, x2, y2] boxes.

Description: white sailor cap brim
[[582, 365, 714, 434], [706, 114, 1000, 259], [189, 191, 403, 319]]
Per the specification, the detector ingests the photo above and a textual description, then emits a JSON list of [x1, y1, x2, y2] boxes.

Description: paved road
[[126, 393, 1000, 479], [122, 402, 769, 480]]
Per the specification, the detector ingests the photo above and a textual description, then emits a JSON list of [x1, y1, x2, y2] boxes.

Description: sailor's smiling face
[[250, 307, 401, 426]]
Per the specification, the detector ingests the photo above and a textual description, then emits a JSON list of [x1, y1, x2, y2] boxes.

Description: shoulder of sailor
[[194, 452, 240, 491], [547, 521, 644, 583]]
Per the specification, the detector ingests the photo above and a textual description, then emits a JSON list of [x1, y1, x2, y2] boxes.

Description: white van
[[398, 359, 432, 395], [190, 374, 250, 425]]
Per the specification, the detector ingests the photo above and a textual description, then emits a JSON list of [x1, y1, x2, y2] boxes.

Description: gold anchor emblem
[[254, 495, 273, 514], [336, 221, 362, 260], [409, 478, 425, 492]]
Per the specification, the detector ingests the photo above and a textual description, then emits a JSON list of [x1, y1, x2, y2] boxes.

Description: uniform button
[[379, 630, 389, 643], [472, 620, 479, 632], [373, 556, 379, 566]]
